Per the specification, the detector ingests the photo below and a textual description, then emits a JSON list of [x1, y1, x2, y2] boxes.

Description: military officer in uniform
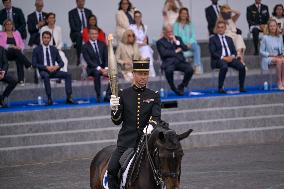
[[246, 0, 270, 55], [107, 59, 161, 189]]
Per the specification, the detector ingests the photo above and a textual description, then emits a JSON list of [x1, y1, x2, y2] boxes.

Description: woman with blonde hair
[[0, 19, 31, 85], [260, 19, 284, 90], [219, 4, 246, 65], [163, 0, 183, 26], [115, 29, 141, 82]]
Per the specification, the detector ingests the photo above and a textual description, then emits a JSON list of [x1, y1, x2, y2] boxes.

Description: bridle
[[144, 128, 184, 187]]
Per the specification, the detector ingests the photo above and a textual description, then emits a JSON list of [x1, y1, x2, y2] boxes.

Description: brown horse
[[90, 123, 193, 189]]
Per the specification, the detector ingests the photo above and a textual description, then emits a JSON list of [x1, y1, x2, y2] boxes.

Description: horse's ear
[[178, 129, 193, 141], [159, 132, 165, 142]]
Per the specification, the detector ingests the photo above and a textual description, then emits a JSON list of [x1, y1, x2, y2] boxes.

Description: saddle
[[118, 136, 146, 189]]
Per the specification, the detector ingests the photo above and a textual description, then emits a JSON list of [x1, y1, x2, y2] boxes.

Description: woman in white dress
[[220, 5, 246, 65], [129, 10, 156, 77], [163, 0, 183, 26], [40, 12, 68, 72]]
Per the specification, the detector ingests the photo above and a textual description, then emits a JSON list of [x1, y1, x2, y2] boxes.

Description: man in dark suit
[[32, 31, 75, 105], [156, 25, 194, 96], [107, 59, 161, 189], [0, 0, 27, 40], [82, 27, 110, 102], [209, 20, 246, 94], [246, 0, 269, 55], [0, 46, 17, 108], [68, 0, 92, 65], [205, 0, 220, 36], [27, 0, 47, 47]]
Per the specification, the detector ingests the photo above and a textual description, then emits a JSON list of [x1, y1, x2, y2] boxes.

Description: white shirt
[[43, 45, 53, 66], [212, 4, 219, 17], [6, 8, 13, 21], [218, 34, 232, 59], [129, 24, 148, 45], [77, 8, 87, 30], [36, 11, 43, 22]]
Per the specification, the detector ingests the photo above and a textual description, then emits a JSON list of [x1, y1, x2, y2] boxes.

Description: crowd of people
[[0, 0, 284, 108]]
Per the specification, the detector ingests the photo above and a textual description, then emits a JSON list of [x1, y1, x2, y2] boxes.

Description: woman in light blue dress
[[260, 19, 284, 90], [173, 7, 203, 74]]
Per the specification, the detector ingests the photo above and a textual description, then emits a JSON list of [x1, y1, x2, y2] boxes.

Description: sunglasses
[[128, 34, 135, 37]]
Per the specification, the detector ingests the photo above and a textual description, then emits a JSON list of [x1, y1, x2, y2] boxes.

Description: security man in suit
[[68, 0, 93, 65], [246, 0, 269, 55], [209, 20, 246, 94], [27, 0, 47, 47], [32, 31, 75, 105], [205, 0, 220, 36], [107, 59, 161, 189], [82, 27, 110, 102], [156, 24, 194, 96], [0, 0, 27, 40], [0, 46, 17, 108]]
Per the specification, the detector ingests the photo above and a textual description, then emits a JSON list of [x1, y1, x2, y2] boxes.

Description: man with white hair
[[27, 0, 47, 47]]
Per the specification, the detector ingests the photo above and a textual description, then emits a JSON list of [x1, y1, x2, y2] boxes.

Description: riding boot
[[108, 175, 119, 189]]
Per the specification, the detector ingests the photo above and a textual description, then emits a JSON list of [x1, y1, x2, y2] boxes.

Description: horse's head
[[149, 121, 193, 189]]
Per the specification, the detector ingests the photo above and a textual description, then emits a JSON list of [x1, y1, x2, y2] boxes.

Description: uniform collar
[[132, 84, 146, 92]]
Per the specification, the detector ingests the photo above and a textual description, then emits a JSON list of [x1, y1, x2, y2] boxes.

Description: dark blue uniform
[[107, 84, 161, 189]]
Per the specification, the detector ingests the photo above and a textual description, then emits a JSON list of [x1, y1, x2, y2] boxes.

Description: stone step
[[1, 92, 284, 124], [1, 124, 283, 167], [1, 113, 284, 148], [1, 112, 283, 136], [3, 69, 277, 102]]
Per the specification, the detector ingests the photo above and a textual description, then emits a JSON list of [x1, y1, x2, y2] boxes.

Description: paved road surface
[[1, 143, 284, 189]]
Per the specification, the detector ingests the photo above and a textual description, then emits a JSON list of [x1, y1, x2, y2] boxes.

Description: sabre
[[107, 34, 118, 97]]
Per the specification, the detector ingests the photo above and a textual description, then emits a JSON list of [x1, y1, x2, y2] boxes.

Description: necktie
[[39, 13, 42, 21], [216, 5, 219, 14], [94, 42, 102, 65], [81, 10, 86, 28], [7, 11, 11, 19], [221, 36, 229, 56], [257, 4, 261, 13], [46, 47, 51, 66]]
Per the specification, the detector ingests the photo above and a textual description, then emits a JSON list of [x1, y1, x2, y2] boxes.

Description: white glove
[[143, 124, 154, 134], [110, 95, 120, 110]]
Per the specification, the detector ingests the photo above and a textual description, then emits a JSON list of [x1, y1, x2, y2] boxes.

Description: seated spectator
[[246, 0, 269, 55], [260, 19, 284, 90], [163, 0, 183, 26], [116, 0, 135, 43], [82, 14, 106, 44], [173, 7, 203, 74], [205, 0, 220, 36], [27, 0, 47, 47], [40, 12, 68, 72], [129, 10, 156, 77], [115, 29, 141, 82], [156, 24, 194, 96], [0, 0, 27, 40], [209, 20, 246, 93], [32, 31, 75, 105], [68, 0, 92, 65], [0, 46, 17, 108], [271, 4, 284, 43], [220, 5, 246, 66], [82, 27, 110, 102], [0, 19, 31, 85]]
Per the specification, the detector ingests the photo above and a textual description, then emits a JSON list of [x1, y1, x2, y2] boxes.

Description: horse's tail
[[90, 145, 116, 189]]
